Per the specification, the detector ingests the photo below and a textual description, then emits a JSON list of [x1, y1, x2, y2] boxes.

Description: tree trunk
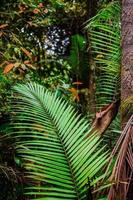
[[122, 0, 133, 123], [122, 1, 133, 199], [84, 0, 98, 115]]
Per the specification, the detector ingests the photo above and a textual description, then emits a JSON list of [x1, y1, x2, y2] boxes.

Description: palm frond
[[85, 2, 121, 109], [9, 82, 109, 199], [106, 115, 133, 200]]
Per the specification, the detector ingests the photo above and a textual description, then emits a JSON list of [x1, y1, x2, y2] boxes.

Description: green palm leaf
[[10, 82, 108, 199], [85, 2, 121, 109]]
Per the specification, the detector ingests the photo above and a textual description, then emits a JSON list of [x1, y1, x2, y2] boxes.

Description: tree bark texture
[[84, 0, 98, 115], [122, 0, 133, 103], [122, 1, 133, 199]]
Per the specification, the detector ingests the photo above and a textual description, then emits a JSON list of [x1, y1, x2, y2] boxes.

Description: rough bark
[[122, 0, 133, 120], [85, 0, 98, 115], [122, 1, 133, 199]]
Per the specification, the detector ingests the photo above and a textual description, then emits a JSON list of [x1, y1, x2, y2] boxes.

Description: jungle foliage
[[1, 1, 132, 200]]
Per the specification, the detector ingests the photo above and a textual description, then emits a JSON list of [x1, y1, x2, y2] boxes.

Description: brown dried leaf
[[24, 60, 30, 64], [3, 63, 14, 74], [0, 24, 8, 29], [91, 100, 120, 136], [106, 115, 133, 200], [21, 47, 32, 59], [68, 88, 80, 102]]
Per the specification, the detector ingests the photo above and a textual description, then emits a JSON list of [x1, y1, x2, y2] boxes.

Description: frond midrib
[[44, 107, 81, 199], [20, 89, 81, 199]]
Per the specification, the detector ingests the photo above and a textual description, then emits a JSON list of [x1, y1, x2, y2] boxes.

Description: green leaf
[[10, 82, 109, 199]]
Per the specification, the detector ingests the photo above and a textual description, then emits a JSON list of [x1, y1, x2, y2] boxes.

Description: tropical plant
[[7, 82, 109, 199], [85, 1, 121, 110], [84, 1, 121, 152], [106, 115, 133, 200]]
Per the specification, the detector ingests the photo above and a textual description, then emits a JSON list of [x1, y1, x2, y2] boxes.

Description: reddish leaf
[[73, 81, 83, 85], [21, 47, 32, 59], [68, 88, 80, 102], [3, 63, 14, 74], [33, 8, 40, 14], [32, 56, 37, 62], [0, 24, 8, 29], [24, 60, 30, 64], [38, 3, 44, 8]]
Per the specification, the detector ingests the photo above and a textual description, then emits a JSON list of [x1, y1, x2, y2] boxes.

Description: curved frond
[[10, 82, 108, 199], [85, 2, 121, 109], [107, 115, 133, 200]]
